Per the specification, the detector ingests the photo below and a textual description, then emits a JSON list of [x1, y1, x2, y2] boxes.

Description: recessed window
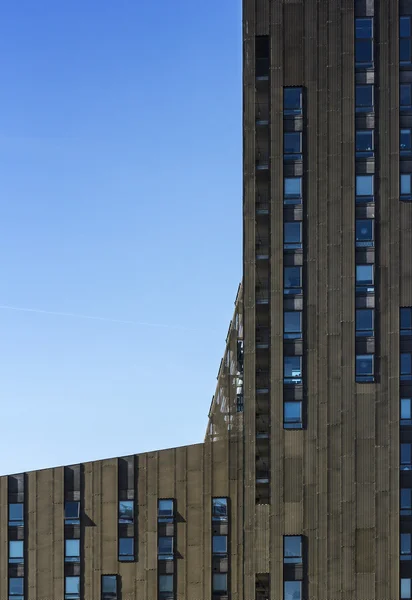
[[401, 173, 412, 200], [284, 536, 303, 563], [65, 576, 80, 600], [8, 503, 24, 526], [401, 353, 412, 381], [284, 355, 302, 384], [356, 354, 374, 382], [401, 444, 412, 471], [401, 534, 412, 560], [213, 573, 228, 593], [212, 535, 228, 554], [355, 18, 373, 67], [118, 537, 134, 561], [284, 401, 303, 429], [356, 175, 374, 202], [356, 85, 374, 112], [284, 266, 302, 295], [284, 222, 302, 249], [158, 499, 174, 522], [9, 541, 24, 564], [356, 219, 374, 247], [64, 501, 80, 525], [284, 132, 302, 160], [400, 17, 412, 66], [356, 130, 374, 157], [101, 575, 118, 600], [401, 83, 412, 110], [401, 398, 412, 426], [401, 308, 412, 335], [212, 498, 228, 521], [284, 581, 302, 600], [402, 488, 412, 516], [65, 539, 80, 562], [284, 177, 302, 204], [356, 309, 374, 337], [401, 577, 412, 599], [356, 264, 374, 293], [159, 574, 174, 594], [9, 577, 24, 598], [119, 500, 134, 524], [158, 536, 174, 559], [284, 311, 302, 339], [284, 87, 303, 115], [401, 129, 412, 155]]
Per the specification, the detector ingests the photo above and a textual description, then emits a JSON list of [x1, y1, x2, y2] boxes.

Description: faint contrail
[[0, 304, 206, 332]]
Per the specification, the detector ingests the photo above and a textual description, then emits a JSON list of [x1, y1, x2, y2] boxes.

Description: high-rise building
[[2, 0, 412, 598]]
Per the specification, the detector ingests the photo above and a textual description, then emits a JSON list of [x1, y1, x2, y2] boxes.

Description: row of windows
[[158, 499, 175, 599]]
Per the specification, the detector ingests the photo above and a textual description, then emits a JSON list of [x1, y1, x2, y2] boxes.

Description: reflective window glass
[[213, 573, 228, 592], [401, 353, 412, 379], [158, 499, 174, 520], [402, 308, 412, 334], [284, 536, 302, 563], [356, 309, 374, 336], [65, 539, 80, 562], [356, 354, 374, 381], [284, 177, 302, 204], [401, 173, 412, 198], [119, 538, 134, 561], [356, 17, 373, 38], [356, 130, 374, 156], [65, 576, 80, 599], [284, 88, 303, 115], [9, 541, 24, 563], [212, 498, 228, 520], [401, 577, 412, 599], [402, 488, 412, 514], [356, 264, 374, 291], [401, 129, 412, 153], [284, 581, 302, 600], [401, 83, 412, 109], [356, 85, 374, 111], [9, 578, 24, 596], [284, 222, 302, 249], [119, 500, 134, 524], [284, 132, 302, 157], [9, 503, 24, 525], [401, 398, 412, 424], [212, 535, 228, 554], [401, 444, 412, 470], [356, 40, 373, 65], [65, 501, 80, 524], [356, 219, 374, 247], [401, 16, 411, 38], [158, 537, 173, 558], [284, 401, 302, 428], [159, 575, 174, 593], [284, 266, 302, 294], [284, 311, 302, 339], [284, 356, 302, 383], [356, 175, 374, 199], [102, 575, 117, 600], [402, 534, 412, 560]]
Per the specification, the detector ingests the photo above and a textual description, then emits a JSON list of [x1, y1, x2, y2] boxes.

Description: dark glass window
[[284, 581, 302, 600], [356, 309, 374, 337], [65, 576, 80, 600], [402, 534, 412, 560], [356, 264, 374, 293], [118, 537, 134, 561], [119, 500, 134, 524], [356, 17, 373, 38], [401, 129, 412, 154], [284, 356, 302, 384], [9, 541, 24, 564], [158, 536, 174, 559], [65, 539, 80, 562], [356, 219, 374, 247], [212, 498, 228, 521], [284, 311, 302, 339], [158, 499, 174, 522], [401, 173, 412, 200], [284, 132, 302, 160], [102, 575, 118, 600], [401, 353, 412, 380], [401, 398, 412, 426], [159, 574, 174, 593], [284, 88, 303, 115], [64, 501, 80, 524], [9, 577, 24, 598], [284, 177, 302, 204], [402, 488, 412, 515], [355, 18, 373, 67], [213, 573, 228, 593], [284, 536, 303, 563], [401, 577, 412, 599], [401, 444, 412, 471], [284, 401, 303, 429], [356, 130, 374, 157], [356, 175, 374, 202], [212, 535, 228, 554], [284, 266, 302, 295], [356, 354, 374, 382], [356, 85, 374, 112], [9, 503, 24, 526], [284, 222, 302, 249], [401, 83, 412, 110], [401, 308, 412, 335], [400, 17, 412, 65]]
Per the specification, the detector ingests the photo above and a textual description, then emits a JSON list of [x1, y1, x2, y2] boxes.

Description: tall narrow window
[[401, 129, 412, 155], [284, 88, 303, 116], [355, 18, 373, 67], [101, 575, 118, 600], [401, 173, 412, 201], [356, 130, 374, 157], [401, 83, 412, 110], [401, 308, 412, 335], [356, 84, 374, 112], [284, 177, 302, 204], [283, 536, 304, 600], [400, 17, 412, 65], [401, 398, 412, 426], [283, 132, 302, 161]]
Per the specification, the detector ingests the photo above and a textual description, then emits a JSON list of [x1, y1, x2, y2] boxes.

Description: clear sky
[[0, 1, 242, 475]]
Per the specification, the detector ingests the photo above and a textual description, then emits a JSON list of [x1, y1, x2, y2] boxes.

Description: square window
[[401, 83, 412, 109], [158, 536, 174, 558], [9, 578, 24, 597], [401, 398, 412, 425], [356, 85, 374, 112], [284, 222, 302, 249], [9, 541, 24, 563], [402, 488, 412, 515], [119, 537, 134, 561], [284, 581, 302, 600], [65, 539, 80, 562], [401, 444, 412, 470], [356, 175, 374, 201], [284, 177, 302, 204], [212, 498, 228, 521], [356, 264, 374, 292], [356, 309, 374, 337], [213, 573, 228, 593], [284, 311, 302, 339], [284, 266, 302, 295], [401, 353, 412, 380], [402, 534, 412, 560], [401, 578, 412, 599], [284, 132, 302, 159], [102, 575, 118, 600], [64, 501, 80, 524], [159, 575, 174, 593], [356, 130, 374, 157], [284, 401, 303, 428], [401, 16, 411, 38], [356, 17, 373, 39], [284, 536, 303, 563], [65, 576, 80, 600], [8, 503, 24, 526], [119, 500, 134, 524], [402, 308, 412, 334], [401, 173, 412, 199], [284, 87, 303, 115], [284, 356, 302, 384], [212, 535, 228, 554], [356, 354, 374, 382], [401, 129, 412, 154], [356, 219, 374, 247], [158, 499, 174, 521]]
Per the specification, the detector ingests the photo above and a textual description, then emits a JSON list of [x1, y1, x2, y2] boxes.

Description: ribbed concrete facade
[[1, 1, 411, 599]]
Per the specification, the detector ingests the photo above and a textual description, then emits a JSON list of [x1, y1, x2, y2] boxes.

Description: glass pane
[[284, 222, 302, 248], [119, 500, 134, 523], [401, 353, 412, 375], [9, 578, 24, 595], [284, 580, 302, 600], [212, 498, 228, 519], [402, 534, 412, 554], [284, 536, 302, 562], [284, 356, 302, 379], [284, 402, 302, 424], [401, 489, 412, 508], [356, 130, 373, 153], [356, 40, 373, 64], [9, 541, 24, 558], [65, 501, 80, 520], [158, 536, 173, 555], [401, 308, 412, 331], [9, 503, 24, 523], [401, 174, 412, 195], [158, 499, 174, 517], [102, 575, 117, 593], [284, 132, 302, 153], [401, 16, 411, 38], [401, 578, 412, 599], [356, 85, 373, 110], [65, 577, 80, 594], [356, 220, 374, 246], [284, 177, 302, 197], [401, 398, 412, 420], [212, 535, 228, 554], [284, 267, 302, 289], [356, 18, 373, 38], [65, 539, 80, 558], [356, 265, 374, 285], [356, 354, 374, 375], [119, 538, 134, 556], [213, 573, 228, 592], [284, 88, 302, 113], [401, 129, 412, 152], [401, 84, 412, 107], [284, 312, 302, 337], [401, 39, 412, 63], [356, 175, 374, 196], [356, 309, 374, 335], [159, 575, 174, 593]]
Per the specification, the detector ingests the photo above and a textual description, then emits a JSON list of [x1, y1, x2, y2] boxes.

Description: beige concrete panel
[[284, 502, 303, 534], [356, 484, 375, 530], [158, 448, 176, 498], [254, 504, 269, 573], [52, 468, 64, 600], [356, 573, 376, 600], [355, 528, 375, 574]]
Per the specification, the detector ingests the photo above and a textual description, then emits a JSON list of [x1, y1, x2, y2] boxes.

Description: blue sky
[[0, 1, 242, 474]]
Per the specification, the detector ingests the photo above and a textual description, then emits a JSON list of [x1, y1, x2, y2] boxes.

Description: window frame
[[355, 264, 374, 293], [212, 497, 228, 521], [118, 537, 134, 562], [355, 354, 375, 383], [65, 576, 80, 600], [284, 176, 303, 205], [101, 575, 118, 600]]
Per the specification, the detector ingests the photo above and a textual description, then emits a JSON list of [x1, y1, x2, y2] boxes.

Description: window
[[284, 222, 302, 249], [158, 499, 174, 522], [65, 576, 80, 600], [401, 353, 412, 381], [401, 129, 412, 155], [212, 535, 228, 554], [284, 356, 302, 384], [356, 85, 374, 112], [284, 401, 303, 429], [356, 175, 374, 202], [9, 577, 24, 599], [401, 534, 412, 560], [356, 130, 374, 157], [355, 18, 373, 67], [159, 574, 174, 594], [356, 354, 374, 382], [356, 309, 374, 337], [9, 541, 24, 564], [213, 573, 228, 593], [402, 577, 412, 599], [284, 536, 303, 564], [284, 177, 302, 204], [402, 488, 412, 516], [284, 311, 302, 339], [102, 575, 118, 600], [356, 264, 374, 293], [65, 501, 80, 525], [212, 498, 228, 521], [401, 173, 412, 200], [158, 536, 174, 559], [284, 266, 302, 295], [119, 537, 134, 561], [402, 308, 412, 335], [284, 581, 302, 600], [65, 539, 80, 562], [401, 398, 412, 426], [284, 132, 302, 161], [401, 444, 412, 471], [119, 500, 134, 524], [356, 219, 374, 247], [401, 83, 412, 110], [284, 88, 303, 115], [9, 503, 24, 526], [400, 17, 412, 66]]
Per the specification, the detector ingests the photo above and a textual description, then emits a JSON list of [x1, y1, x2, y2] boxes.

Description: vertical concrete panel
[[53, 468, 64, 600]]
